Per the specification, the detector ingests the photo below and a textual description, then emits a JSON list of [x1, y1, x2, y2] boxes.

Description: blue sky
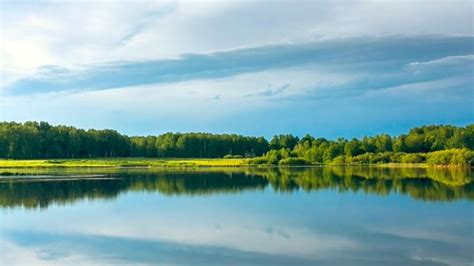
[[0, 0, 473, 138]]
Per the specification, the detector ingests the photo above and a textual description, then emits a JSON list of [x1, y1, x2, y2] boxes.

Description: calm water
[[0, 167, 473, 266]]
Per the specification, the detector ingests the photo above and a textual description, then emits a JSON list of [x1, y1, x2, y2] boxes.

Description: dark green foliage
[[0, 121, 472, 165], [269, 134, 299, 150], [0, 122, 268, 159], [0, 121, 129, 159], [148, 132, 267, 158]]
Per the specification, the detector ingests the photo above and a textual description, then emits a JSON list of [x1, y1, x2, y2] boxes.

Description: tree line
[[0, 121, 268, 159], [250, 125, 474, 166], [0, 121, 472, 162]]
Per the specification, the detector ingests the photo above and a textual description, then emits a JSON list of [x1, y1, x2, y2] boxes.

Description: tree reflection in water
[[0, 166, 472, 209]]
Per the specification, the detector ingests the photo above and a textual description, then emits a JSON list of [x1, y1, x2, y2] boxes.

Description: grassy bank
[[0, 158, 247, 168], [0, 157, 472, 169]]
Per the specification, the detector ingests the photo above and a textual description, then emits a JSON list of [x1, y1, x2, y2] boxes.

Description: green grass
[[0, 158, 248, 168], [0, 157, 470, 169]]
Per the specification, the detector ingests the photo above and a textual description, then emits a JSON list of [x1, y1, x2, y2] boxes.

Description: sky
[[0, 0, 473, 138]]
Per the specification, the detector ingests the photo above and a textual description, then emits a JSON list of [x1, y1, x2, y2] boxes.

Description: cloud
[[405, 55, 474, 77], [245, 84, 290, 98], [3, 35, 473, 95], [1, 1, 473, 137], [116, 3, 177, 46], [363, 76, 473, 101], [2, 0, 472, 80]]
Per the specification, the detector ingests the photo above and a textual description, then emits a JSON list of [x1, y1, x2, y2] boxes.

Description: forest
[[0, 121, 472, 166], [0, 121, 268, 159]]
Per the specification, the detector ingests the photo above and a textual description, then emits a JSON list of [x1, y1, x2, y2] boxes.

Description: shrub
[[400, 153, 425, 163], [278, 157, 311, 166], [426, 149, 473, 166], [389, 152, 405, 163], [351, 153, 373, 164], [267, 154, 279, 165], [223, 154, 244, 159], [370, 152, 392, 163], [331, 155, 346, 164]]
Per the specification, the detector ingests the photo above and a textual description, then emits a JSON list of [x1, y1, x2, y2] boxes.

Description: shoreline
[[0, 158, 470, 169]]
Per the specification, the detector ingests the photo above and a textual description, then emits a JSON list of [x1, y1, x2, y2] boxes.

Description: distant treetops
[[0, 122, 472, 165]]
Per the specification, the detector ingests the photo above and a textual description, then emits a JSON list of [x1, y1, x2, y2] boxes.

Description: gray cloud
[[117, 3, 177, 46], [245, 83, 290, 98], [3, 35, 473, 96]]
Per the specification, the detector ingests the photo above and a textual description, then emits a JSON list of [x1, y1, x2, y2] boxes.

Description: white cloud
[[363, 76, 472, 101], [406, 55, 474, 70], [0, 66, 353, 127], [1, 0, 472, 136], [1, 0, 472, 80]]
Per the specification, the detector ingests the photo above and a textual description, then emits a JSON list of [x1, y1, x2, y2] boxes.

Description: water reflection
[[1, 167, 473, 266], [0, 166, 472, 209], [3, 230, 321, 266]]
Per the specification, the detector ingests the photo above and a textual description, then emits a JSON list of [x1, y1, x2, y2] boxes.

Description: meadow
[[0, 157, 248, 168]]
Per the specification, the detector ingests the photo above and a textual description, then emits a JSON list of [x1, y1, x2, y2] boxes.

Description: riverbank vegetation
[[0, 149, 471, 169], [0, 122, 472, 166], [248, 125, 473, 167], [248, 148, 473, 167]]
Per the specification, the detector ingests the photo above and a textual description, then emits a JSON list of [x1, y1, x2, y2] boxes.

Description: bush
[[389, 152, 405, 163], [278, 157, 311, 166], [223, 154, 244, 159], [267, 154, 279, 165], [247, 148, 473, 167], [426, 149, 473, 166], [370, 152, 392, 163], [400, 153, 426, 163], [351, 153, 373, 164], [331, 155, 346, 164], [350, 152, 393, 164]]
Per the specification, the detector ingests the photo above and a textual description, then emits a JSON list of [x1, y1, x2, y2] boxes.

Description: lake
[[0, 166, 473, 265]]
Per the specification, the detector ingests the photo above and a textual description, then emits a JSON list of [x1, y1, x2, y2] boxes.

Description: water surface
[[1, 167, 473, 265]]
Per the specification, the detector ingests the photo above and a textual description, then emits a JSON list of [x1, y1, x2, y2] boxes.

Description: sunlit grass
[[0, 158, 248, 168]]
